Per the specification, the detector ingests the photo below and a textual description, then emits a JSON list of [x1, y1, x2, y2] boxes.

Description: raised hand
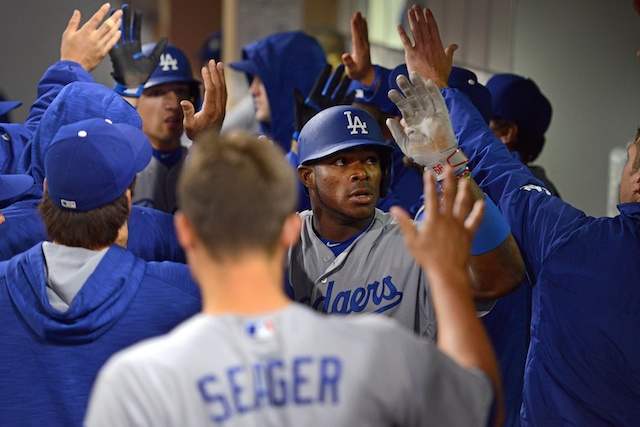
[[293, 63, 354, 136], [183, 60, 227, 140], [60, 3, 123, 72], [386, 72, 468, 179], [396, 5, 457, 88], [342, 12, 376, 87], [109, 4, 168, 97]]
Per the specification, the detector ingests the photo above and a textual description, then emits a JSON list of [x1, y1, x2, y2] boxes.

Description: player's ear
[[174, 211, 197, 251], [297, 165, 314, 191], [280, 213, 302, 249]]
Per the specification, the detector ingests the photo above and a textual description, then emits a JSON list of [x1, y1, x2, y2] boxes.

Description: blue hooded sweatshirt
[[229, 31, 327, 151], [0, 244, 200, 426]]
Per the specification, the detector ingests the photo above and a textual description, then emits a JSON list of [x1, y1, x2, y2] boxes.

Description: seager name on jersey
[[300, 276, 403, 314], [198, 355, 342, 423]]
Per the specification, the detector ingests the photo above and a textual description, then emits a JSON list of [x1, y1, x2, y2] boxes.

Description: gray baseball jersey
[[287, 209, 436, 340], [85, 304, 493, 427], [133, 148, 188, 214]]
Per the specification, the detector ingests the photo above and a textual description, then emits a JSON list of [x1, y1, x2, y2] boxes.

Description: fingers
[[452, 176, 475, 221], [65, 10, 81, 34], [444, 44, 459, 64], [396, 24, 413, 51], [386, 117, 407, 145], [87, 3, 112, 30], [423, 170, 440, 222], [387, 87, 412, 119], [465, 195, 486, 236], [390, 206, 416, 244], [181, 100, 196, 124], [132, 10, 142, 44]]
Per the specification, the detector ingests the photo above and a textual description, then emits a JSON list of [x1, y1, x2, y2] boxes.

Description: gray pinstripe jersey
[[85, 305, 493, 427], [132, 148, 188, 214], [287, 209, 436, 341]]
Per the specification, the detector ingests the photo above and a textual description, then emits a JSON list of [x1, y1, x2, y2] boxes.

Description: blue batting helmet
[[142, 43, 201, 105], [298, 105, 394, 197]]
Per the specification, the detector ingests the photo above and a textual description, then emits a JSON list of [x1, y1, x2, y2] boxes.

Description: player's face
[[619, 138, 640, 204], [137, 82, 191, 151], [249, 75, 271, 124], [308, 146, 382, 226]]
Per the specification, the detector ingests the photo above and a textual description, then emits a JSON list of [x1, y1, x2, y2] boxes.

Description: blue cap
[[45, 118, 152, 211], [447, 67, 492, 124], [142, 43, 201, 90], [389, 64, 492, 123], [298, 105, 393, 165], [0, 174, 34, 201], [200, 31, 222, 63], [486, 73, 552, 135]]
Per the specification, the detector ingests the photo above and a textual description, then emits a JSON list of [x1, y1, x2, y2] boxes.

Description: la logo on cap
[[343, 110, 368, 135], [159, 53, 179, 71]]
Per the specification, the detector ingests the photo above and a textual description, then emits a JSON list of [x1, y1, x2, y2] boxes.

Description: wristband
[[471, 193, 511, 255], [113, 82, 144, 98], [292, 131, 300, 142]]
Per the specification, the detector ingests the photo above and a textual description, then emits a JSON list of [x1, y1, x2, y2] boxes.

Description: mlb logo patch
[[245, 319, 276, 340]]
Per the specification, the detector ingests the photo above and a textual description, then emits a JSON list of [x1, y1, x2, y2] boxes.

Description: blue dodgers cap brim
[[0, 101, 22, 117], [0, 174, 34, 201]]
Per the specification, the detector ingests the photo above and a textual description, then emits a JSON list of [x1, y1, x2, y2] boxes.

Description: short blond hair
[[177, 133, 297, 260]]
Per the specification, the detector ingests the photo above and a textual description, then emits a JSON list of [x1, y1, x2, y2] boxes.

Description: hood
[[233, 31, 326, 150], [5, 245, 146, 344], [21, 81, 142, 185]]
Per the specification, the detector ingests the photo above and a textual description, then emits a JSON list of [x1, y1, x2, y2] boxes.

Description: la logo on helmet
[[159, 53, 179, 72], [344, 111, 368, 135]]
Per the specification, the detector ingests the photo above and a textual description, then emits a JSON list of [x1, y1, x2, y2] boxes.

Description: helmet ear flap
[[379, 153, 393, 198]]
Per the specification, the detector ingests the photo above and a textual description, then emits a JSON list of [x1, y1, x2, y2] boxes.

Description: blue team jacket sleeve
[[17, 61, 94, 175], [441, 88, 592, 280]]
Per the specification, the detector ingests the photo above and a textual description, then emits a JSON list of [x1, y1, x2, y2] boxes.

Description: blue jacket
[[0, 60, 88, 175], [0, 200, 185, 263], [444, 88, 640, 426], [0, 244, 200, 426], [18, 63, 140, 188]]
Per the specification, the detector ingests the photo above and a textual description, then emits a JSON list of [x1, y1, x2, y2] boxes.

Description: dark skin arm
[[396, 5, 525, 299]]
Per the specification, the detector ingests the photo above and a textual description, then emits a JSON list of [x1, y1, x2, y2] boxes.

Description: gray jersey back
[[85, 304, 492, 427], [287, 209, 436, 340], [133, 148, 188, 214]]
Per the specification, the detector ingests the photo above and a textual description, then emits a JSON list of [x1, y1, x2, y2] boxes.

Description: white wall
[[512, 0, 640, 217]]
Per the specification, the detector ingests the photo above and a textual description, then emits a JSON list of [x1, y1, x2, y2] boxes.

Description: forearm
[[429, 267, 502, 415]]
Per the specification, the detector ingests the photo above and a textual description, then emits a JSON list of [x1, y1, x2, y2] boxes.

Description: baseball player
[[1, 80, 186, 263], [287, 104, 524, 341], [229, 31, 328, 152], [123, 40, 226, 213], [85, 133, 501, 427], [0, 118, 201, 426], [396, 5, 640, 425]]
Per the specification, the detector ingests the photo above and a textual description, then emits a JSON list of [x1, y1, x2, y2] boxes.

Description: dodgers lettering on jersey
[[197, 355, 342, 423], [299, 276, 403, 315]]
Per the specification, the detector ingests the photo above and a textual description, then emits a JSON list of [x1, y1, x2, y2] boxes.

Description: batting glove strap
[[113, 82, 144, 98]]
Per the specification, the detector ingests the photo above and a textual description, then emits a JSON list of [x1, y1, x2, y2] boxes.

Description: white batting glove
[[386, 72, 468, 180]]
